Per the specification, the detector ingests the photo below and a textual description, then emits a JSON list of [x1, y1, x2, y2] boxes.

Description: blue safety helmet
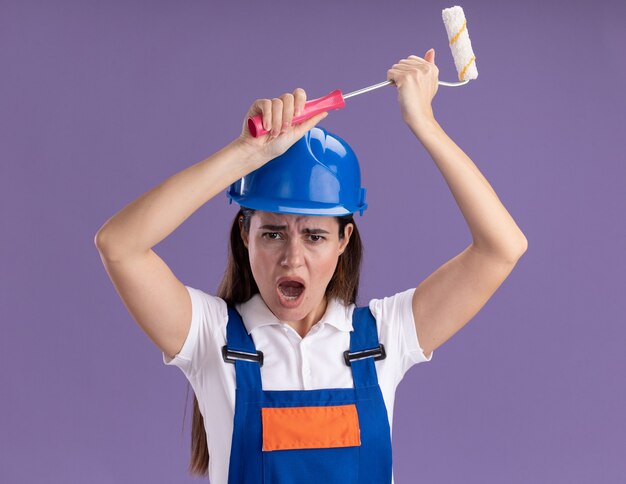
[[226, 127, 367, 216]]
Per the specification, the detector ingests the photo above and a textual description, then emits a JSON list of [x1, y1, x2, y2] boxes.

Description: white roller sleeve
[[442, 6, 478, 81]]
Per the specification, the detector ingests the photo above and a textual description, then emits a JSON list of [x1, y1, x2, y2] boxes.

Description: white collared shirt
[[163, 285, 433, 484]]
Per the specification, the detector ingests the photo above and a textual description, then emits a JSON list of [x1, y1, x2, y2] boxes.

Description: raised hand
[[238, 88, 328, 161], [387, 49, 439, 129]]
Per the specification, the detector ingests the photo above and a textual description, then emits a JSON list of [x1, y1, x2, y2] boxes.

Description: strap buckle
[[343, 344, 386, 366], [222, 345, 264, 367]]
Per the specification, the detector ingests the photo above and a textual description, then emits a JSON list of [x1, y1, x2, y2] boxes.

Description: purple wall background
[[2, 0, 624, 482]]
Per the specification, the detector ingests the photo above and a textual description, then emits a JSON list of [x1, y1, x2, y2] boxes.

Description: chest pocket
[[262, 404, 361, 483]]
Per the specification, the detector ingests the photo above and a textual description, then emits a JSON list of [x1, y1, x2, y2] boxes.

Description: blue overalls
[[222, 303, 393, 484]]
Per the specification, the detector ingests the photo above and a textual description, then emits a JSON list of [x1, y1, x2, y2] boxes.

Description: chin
[[268, 288, 312, 317], [274, 306, 304, 318]]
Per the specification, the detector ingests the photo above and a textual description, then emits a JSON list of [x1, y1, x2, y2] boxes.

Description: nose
[[280, 237, 304, 269]]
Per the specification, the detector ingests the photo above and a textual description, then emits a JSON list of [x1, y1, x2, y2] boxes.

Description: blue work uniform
[[222, 303, 393, 483]]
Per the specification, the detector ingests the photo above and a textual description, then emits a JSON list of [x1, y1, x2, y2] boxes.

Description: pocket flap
[[261, 404, 361, 451]]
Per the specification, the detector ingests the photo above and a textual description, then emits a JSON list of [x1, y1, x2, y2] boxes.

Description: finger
[[292, 111, 328, 138], [270, 98, 283, 137], [424, 48, 435, 63], [251, 99, 273, 132], [393, 63, 415, 71], [280, 93, 295, 132], [408, 55, 425, 62], [401, 57, 421, 65], [293, 87, 306, 117], [246, 99, 272, 130]]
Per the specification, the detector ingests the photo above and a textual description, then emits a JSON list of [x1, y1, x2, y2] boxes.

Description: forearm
[[410, 118, 528, 261], [95, 139, 263, 259]]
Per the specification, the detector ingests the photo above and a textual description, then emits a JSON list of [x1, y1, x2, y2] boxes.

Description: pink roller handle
[[247, 89, 346, 138]]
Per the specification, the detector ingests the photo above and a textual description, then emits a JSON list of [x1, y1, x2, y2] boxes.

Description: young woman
[[95, 49, 527, 483]]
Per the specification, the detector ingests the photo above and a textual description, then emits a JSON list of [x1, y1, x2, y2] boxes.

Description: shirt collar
[[235, 293, 354, 334]]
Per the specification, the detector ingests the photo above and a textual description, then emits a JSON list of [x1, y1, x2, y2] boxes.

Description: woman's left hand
[[387, 49, 439, 129]]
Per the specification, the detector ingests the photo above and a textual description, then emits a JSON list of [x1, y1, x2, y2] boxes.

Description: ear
[[239, 217, 249, 249], [339, 223, 354, 255]]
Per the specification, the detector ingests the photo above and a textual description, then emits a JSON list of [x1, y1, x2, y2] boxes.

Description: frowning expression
[[240, 211, 353, 329]]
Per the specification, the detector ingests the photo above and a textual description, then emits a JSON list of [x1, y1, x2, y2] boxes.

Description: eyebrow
[[259, 224, 330, 235]]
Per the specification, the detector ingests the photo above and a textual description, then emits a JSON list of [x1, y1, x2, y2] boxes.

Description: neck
[[287, 295, 328, 338]]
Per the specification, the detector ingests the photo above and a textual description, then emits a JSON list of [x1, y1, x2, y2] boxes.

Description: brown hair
[[184, 207, 364, 476]]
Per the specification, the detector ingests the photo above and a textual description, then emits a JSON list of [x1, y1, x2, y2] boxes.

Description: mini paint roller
[[441, 5, 478, 82], [248, 5, 478, 138]]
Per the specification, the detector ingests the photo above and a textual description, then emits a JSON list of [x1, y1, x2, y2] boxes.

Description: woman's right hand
[[236, 88, 329, 163]]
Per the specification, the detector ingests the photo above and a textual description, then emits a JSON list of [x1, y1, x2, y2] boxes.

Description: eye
[[262, 232, 282, 240], [307, 234, 325, 243]]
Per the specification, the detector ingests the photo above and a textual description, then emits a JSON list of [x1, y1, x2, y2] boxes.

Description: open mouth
[[277, 280, 305, 300], [276, 278, 306, 306]]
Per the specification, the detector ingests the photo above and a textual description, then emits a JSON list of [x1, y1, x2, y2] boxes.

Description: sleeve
[[161, 285, 228, 378], [368, 287, 433, 381]]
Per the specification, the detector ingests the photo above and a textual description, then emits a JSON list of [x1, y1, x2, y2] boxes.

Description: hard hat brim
[[229, 194, 366, 216]]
